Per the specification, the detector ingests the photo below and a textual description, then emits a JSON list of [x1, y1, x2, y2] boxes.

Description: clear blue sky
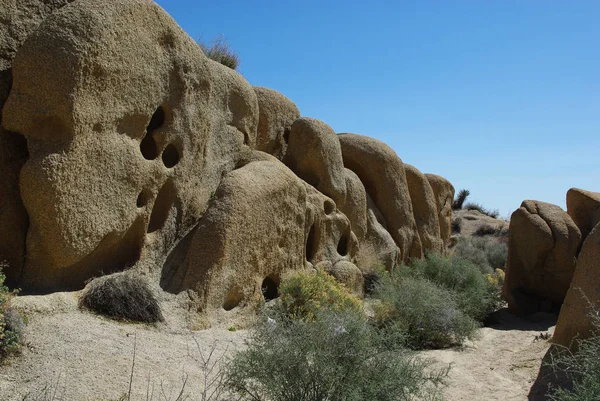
[[156, 0, 599, 218]]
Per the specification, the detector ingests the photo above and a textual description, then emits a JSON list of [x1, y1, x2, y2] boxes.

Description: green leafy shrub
[[79, 272, 163, 323], [547, 311, 600, 401], [279, 270, 362, 320], [452, 189, 470, 210], [453, 236, 508, 272], [198, 35, 239, 70], [226, 309, 448, 401], [0, 264, 23, 356]]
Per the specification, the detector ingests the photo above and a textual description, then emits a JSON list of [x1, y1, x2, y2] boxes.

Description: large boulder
[[253, 86, 299, 159], [0, 0, 75, 285], [502, 200, 582, 315], [553, 221, 600, 348], [566, 188, 600, 243], [338, 133, 421, 262], [425, 173, 455, 250], [162, 155, 361, 316], [2, 0, 258, 292], [405, 164, 444, 255]]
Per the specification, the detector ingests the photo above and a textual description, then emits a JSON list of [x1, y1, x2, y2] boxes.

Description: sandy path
[[0, 295, 554, 400]]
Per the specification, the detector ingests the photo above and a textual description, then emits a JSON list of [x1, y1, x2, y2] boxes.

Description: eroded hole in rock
[[283, 128, 291, 144], [147, 180, 175, 233], [337, 231, 349, 256], [140, 106, 166, 160], [161, 143, 180, 168], [223, 287, 243, 311], [136, 189, 150, 208], [324, 200, 335, 215], [261, 276, 279, 301], [306, 224, 317, 262]]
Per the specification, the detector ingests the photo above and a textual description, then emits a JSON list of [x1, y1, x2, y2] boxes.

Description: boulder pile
[[0, 0, 454, 322]]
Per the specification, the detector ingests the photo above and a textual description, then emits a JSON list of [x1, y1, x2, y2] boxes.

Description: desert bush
[[79, 272, 163, 323], [473, 224, 497, 237], [198, 35, 239, 70], [453, 236, 507, 271], [452, 217, 462, 234], [373, 271, 478, 349], [463, 202, 500, 219], [225, 309, 448, 401], [279, 269, 362, 320], [452, 189, 470, 210], [407, 253, 501, 322], [0, 263, 24, 356], [547, 310, 600, 401]]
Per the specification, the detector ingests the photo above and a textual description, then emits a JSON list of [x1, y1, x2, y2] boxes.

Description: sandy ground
[[0, 294, 555, 401]]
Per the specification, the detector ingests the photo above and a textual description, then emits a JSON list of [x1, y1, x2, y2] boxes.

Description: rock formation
[[502, 200, 581, 315], [553, 221, 600, 347], [0, 0, 454, 323], [566, 188, 600, 243]]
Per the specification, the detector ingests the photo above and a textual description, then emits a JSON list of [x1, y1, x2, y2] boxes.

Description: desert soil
[[0, 293, 554, 401]]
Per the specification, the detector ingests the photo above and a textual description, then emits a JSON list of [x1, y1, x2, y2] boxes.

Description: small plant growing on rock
[[198, 35, 239, 70], [80, 272, 163, 323], [464, 202, 500, 219], [452, 189, 470, 210], [0, 263, 25, 357]]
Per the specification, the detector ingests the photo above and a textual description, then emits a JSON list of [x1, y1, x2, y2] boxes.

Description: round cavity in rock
[[136, 189, 150, 208], [337, 231, 349, 256], [161, 143, 180, 168], [139, 106, 166, 160], [147, 180, 175, 233], [306, 224, 317, 262], [261, 277, 279, 301], [223, 287, 243, 311], [147, 106, 165, 133], [324, 200, 335, 215]]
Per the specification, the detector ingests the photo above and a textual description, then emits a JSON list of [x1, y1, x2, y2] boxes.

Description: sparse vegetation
[[279, 269, 362, 320], [473, 224, 498, 237], [452, 217, 462, 234], [198, 35, 240, 70], [452, 189, 470, 210], [0, 263, 24, 357], [80, 272, 163, 323], [453, 236, 508, 272], [547, 310, 600, 401], [225, 309, 448, 401], [463, 202, 500, 219]]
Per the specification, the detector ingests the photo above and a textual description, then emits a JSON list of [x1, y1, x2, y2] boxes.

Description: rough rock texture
[[0, 0, 75, 285], [162, 155, 360, 312], [566, 188, 600, 243], [553, 221, 600, 348], [253, 86, 299, 160], [405, 164, 444, 255], [425, 173, 455, 250], [502, 200, 582, 315], [338, 133, 421, 262], [2, 0, 258, 291]]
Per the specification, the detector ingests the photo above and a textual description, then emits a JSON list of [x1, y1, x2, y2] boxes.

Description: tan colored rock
[[253, 86, 299, 159], [425, 173, 455, 250], [163, 156, 361, 315], [502, 200, 582, 315], [0, 0, 75, 284], [339, 168, 367, 242], [338, 133, 421, 262], [405, 165, 444, 255], [324, 260, 364, 298], [2, 0, 258, 292], [553, 221, 600, 348], [566, 188, 600, 243], [285, 117, 346, 204]]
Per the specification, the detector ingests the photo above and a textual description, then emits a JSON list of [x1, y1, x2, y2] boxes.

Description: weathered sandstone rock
[[566, 188, 600, 243], [553, 221, 600, 348], [405, 164, 444, 255], [338, 133, 421, 262], [425, 173, 455, 250], [253, 87, 299, 159], [502, 200, 581, 315], [3, 0, 258, 291]]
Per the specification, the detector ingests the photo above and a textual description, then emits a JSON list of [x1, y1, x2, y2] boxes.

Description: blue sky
[[156, 1, 599, 218]]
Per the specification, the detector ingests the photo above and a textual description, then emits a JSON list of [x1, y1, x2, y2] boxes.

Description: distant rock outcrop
[[0, 0, 454, 324], [502, 200, 581, 315]]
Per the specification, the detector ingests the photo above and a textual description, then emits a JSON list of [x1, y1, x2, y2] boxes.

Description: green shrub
[[0, 264, 23, 356], [452, 189, 470, 210], [225, 309, 448, 401], [79, 272, 163, 323], [453, 236, 507, 271], [463, 202, 500, 219], [279, 270, 362, 320], [547, 311, 600, 401], [198, 35, 239, 70]]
